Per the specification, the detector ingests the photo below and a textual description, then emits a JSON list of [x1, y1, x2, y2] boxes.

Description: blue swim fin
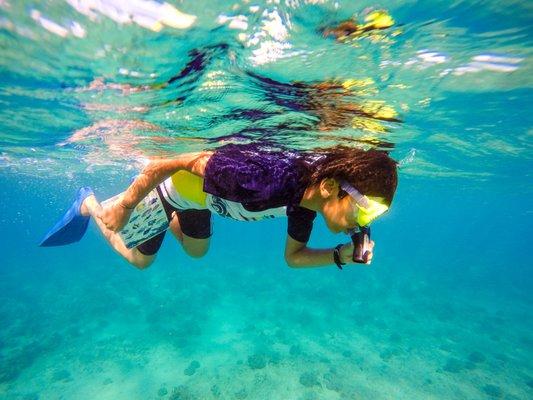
[[39, 187, 94, 247]]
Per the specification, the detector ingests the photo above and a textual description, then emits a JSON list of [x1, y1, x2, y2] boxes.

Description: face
[[321, 185, 359, 234]]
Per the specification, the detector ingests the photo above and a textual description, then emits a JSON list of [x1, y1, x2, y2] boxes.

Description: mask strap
[[340, 181, 369, 209]]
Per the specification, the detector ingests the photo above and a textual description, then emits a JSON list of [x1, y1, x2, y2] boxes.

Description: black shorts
[[136, 187, 212, 256]]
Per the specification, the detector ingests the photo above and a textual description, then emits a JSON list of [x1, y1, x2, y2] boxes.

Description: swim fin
[[39, 187, 94, 247]]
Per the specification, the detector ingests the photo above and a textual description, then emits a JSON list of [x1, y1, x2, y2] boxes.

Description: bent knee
[[185, 246, 209, 259], [132, 259, 153, 269], [182, 236, 210, 259], [129, 252, 155, 269]]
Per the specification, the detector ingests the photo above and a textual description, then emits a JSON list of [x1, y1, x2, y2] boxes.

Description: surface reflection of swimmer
[[40, 144, 398, 271], [321, 10, 396, 42], [70, 46, 230, 157], [80, 43, 231, 100], [79, 41, 400, 134], [246, 72, 401, 132]]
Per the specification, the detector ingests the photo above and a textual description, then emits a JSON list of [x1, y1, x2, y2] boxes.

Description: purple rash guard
[[203, 144, 317, 243]]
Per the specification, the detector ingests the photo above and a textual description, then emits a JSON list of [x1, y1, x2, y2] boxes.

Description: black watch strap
[[333, 244, 345, 270]]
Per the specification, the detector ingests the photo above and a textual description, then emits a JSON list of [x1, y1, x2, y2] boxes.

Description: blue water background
[[1, 0, 532, 398], [1, 170, 532, 399]]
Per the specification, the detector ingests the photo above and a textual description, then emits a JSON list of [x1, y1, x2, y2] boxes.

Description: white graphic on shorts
[[205, 194, 286, 221], [102, 189, 169, 249]]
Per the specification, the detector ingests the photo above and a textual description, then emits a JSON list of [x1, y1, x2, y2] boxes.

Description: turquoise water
[[1, 1, 532, 399]]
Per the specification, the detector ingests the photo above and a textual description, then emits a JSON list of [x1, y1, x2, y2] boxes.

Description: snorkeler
[[40, 144, 397, 270]]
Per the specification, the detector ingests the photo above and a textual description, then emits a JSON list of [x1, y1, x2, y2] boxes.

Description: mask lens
[[355, 197, 389, 226], [340, 182, 389, 227]]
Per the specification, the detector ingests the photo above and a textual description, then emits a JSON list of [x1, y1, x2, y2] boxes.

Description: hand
[[99, 197, 134, 232], [340, 240, 375, 265]]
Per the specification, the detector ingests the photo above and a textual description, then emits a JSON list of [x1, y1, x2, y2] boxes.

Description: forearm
[[121, 152, 208, 209], [285, 246, 338, 269]]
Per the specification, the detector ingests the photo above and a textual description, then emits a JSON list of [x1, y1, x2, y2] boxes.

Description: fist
[[340, 240, 375, 265]]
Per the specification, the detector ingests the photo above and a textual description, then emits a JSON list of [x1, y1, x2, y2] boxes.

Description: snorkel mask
[[339, 181, 389, 227], [340, 181, 390, 263]]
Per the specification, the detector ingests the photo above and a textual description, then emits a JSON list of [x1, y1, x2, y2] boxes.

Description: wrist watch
[[333, 244, 345, 270]]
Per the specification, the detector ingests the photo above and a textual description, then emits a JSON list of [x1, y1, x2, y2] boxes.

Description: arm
[[284, 235, 374, 269], [121, 151, 211, 209], [100, 151, 212, 231]]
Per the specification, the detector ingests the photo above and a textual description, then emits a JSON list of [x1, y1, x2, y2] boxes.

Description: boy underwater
[[40, 144, 397, 270]]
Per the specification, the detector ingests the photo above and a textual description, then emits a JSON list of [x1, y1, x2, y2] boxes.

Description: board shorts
[[133, 168, 287, 255], [136, 185, 212, 256]]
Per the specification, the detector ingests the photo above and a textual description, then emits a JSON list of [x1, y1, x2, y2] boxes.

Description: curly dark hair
[[302, 146, 398, 205]]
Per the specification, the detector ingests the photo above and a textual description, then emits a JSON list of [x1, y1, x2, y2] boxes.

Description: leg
[[168, 210, 211, 258], [81, 195, 155, 269]]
